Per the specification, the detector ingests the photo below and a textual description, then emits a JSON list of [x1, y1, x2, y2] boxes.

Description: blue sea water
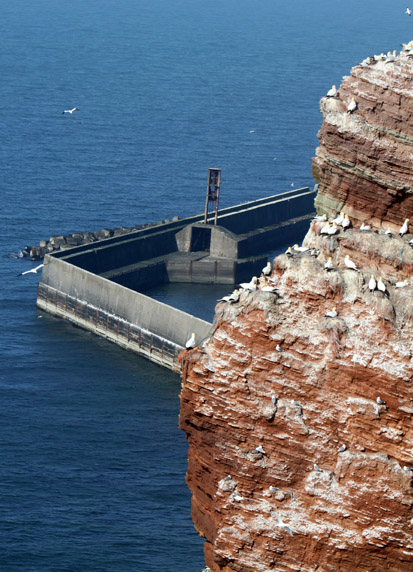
[[0, 1, 410, 570]]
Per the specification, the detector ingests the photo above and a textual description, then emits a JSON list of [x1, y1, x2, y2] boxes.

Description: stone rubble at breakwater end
[[22, 217, 180, 260]]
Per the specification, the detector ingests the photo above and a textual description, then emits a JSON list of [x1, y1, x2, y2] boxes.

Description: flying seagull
[[62, 107, 79, 115], [17, 263, 44, 277], [271, 512, 293, 537]]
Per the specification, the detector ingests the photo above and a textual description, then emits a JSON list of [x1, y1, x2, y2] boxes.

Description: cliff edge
[[179, 46, 413, 572]]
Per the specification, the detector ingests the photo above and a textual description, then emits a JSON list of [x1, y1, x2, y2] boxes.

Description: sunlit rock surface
[[179, 46, 413, 572]]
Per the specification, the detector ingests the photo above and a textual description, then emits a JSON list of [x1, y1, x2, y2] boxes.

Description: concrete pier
[[36, 187, 316, 370]]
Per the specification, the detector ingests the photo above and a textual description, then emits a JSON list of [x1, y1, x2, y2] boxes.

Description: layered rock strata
[[313, 45, 413, 229], [180, 45, 413, 572]]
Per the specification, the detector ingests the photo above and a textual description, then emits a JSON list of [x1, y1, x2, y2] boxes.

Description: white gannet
[[407, 7, 412, 16], [325, 307, 338, 318], [332, 212, 344, 225], [324, 257, 334, 271], [368, 274, 376, 291], [275, 344, 283, 352], [342, 214, 351, 229], [185, 332, 196, 349], [240, 276, 258, 291], [376, 397, 386, 405], [338, 444, 347, 453], [314, 213, 327, 222], [347, 98, 357, 114], [344, 255, 358, 270], [377, 276, 386, 293], [320, 222, 331, 235], [395, 280, 409, 288], [326, 85, 337, 97], [384, 227, 393, 237], [262, 261, 272, 276], [285, 246, 293, 256], [262, 285, 277, 293], [229, 289, 240, 302], [328, 223, 339, 235], [252, 445, 266, 455], [271, 512, 293, 537], [293, 244, 309, 252], [17, 263, 44, 277], [359, 222, 371, 232], [400, 218, 409, 236], [62, 107, 79, 115]]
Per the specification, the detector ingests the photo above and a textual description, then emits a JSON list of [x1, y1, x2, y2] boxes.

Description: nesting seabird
[[376, 397, 386, 405], [293, 244, 309, 252], [326, 84, 338, 97], [395, 280, 409, 288], [338, 444, 347, 453], [324, 257, 334, 271], [332, 212, 344, 225], [262, 261, 272, 276], [229, 289, 240, 302], [62, 107, 79, 115], [342, 214, 351, 229], [347, 98, 357, 114], [320, 222, 331, 235], [368, 274, 376, 292], [252, 445, 266, 455], [325, 307, 338, 318], [328, 223, 339, 235], [377, 276, 386, 293], [185, 332, 196, 349], [285, 246, 293, 256], [384, 227, 393, 237], [314, 214, 327, 222], [344, 255, 358, 270], [400, 218, 409, 237], [271, 512, 293, 537], [359, 222, 371, 232], [240, 276, 258, 291], [313, 464, 323, 472], [262, 285, 277, 293], [17, 263, 44, 277], [275, 344, 283, 352]]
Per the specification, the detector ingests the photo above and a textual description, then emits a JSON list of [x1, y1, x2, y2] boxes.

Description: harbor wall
[[36, 187, 316, 369], [37, 257, 213, 370]]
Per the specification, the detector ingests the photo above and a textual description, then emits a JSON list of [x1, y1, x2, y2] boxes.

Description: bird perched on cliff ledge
[[347, 98, 357, 114], [344, 255, 358, 271], [400, 218, 409, 237], [326, 84, 338, 97], [185, 332, 196, 349]]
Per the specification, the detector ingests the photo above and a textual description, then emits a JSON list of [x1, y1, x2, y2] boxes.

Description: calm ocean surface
[[0, 1, 409, 570]]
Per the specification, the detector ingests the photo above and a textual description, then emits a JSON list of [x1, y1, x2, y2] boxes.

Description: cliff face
[[179, 47, 413, 572]]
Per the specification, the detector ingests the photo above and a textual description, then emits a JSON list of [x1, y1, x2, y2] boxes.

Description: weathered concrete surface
[[179, 47, 413, 572], [37, 257, 213, 369]]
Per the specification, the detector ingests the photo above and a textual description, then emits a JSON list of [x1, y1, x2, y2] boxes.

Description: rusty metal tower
[[204, 168, 221, 225]]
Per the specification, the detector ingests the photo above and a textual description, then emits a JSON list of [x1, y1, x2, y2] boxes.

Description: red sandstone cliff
[[179, 46, 413, 572]]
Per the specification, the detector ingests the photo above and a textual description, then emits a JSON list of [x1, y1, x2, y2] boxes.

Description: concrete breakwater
[[36, 187, 316, 370]]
